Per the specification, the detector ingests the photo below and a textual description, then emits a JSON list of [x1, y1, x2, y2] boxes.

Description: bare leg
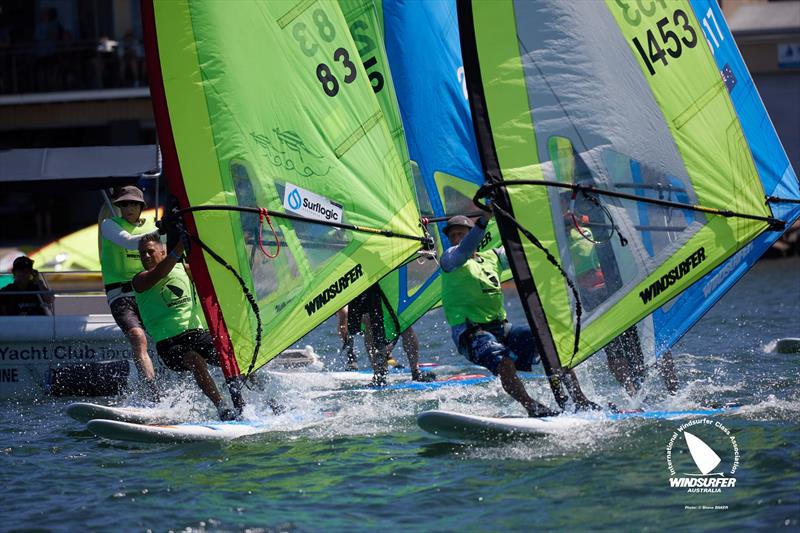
[[337, 307, 357, 370], [659, 351, 678, 395], [127, 327, 154, 380], [401, 328, 421, 377], [563, 369, 601, 411], [181, 350, 223, 408], [607, 354, 638, 396], [336, 307, 348, 345], [605, 328, 645, 396], [497, 358, 557, 417], [127, 327, 158, 399]]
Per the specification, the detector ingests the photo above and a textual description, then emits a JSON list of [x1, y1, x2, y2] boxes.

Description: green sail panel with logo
[[144, 0, 424, 375], [457, 0, 780, 372]]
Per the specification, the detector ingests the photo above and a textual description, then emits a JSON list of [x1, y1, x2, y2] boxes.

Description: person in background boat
[[440, 214, 600, 417], [0, 256, 53, 316], [340, 284, 435, 386], [99, 185, 160, 401], [133, 234, 237, 421]]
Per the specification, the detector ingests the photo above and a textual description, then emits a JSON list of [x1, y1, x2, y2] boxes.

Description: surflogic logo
[[666, 418, 740, 493], [287, 188, 302, 210], [283, 182, 343, 223]]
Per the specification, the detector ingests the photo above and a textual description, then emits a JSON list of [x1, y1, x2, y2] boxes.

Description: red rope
[[257, 208, 280, 259]]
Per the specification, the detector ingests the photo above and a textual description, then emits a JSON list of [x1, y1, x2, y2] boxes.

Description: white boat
[[0, 270, 163, 399], [0, 273, 323, 399], [0, 146, 164, 400]]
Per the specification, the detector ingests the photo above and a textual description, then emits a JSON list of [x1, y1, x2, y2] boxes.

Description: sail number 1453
[[631, 8, 698, 76]]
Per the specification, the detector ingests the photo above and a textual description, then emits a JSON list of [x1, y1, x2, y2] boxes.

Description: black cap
[[12, 256, 34, 272], [443, 215, 475, 236], [112, 185, 145, 206]]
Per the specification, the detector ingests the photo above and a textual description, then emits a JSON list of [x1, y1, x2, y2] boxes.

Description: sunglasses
[[117, 201, 141, 208]]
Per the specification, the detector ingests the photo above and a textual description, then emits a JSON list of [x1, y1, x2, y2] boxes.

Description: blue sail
[[650, 0, 800, 355], [378, 0, 505, 339]]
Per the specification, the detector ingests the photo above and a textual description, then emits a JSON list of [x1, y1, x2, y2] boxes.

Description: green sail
[[458, 0, 775, 372], [144, 0, 424, 375]]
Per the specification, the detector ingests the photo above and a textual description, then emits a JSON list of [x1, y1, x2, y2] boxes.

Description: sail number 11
[[631, 9, 698, 76]]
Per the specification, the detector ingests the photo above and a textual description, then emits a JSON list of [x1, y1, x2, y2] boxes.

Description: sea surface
[[2, 258, 798, 532]]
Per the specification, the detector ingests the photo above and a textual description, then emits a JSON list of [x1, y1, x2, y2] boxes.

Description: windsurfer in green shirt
[[567, 214, 678, 396], [440, 214, 600, 417], [100, 185, 160, 401], [133, 234, 237, 421]]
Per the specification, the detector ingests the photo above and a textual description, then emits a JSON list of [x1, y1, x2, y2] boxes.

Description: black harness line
[[162, 203, 431, 379], [472, 190, 584, 369], [477, 180, 787, 230]]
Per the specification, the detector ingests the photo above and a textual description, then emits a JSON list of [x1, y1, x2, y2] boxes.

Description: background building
[[0, 0, 155, 244]]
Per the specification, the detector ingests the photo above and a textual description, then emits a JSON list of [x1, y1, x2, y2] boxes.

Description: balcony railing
[[0, 38, 148, 96]]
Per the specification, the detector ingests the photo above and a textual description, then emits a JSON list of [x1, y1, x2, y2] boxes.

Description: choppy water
[[2, 258, 798, 532]]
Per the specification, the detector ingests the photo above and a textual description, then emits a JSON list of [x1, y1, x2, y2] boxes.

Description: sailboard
[[142, 1, 427, 402], [417, 406, 735, 441], [66, 402, 183, 425], [453, 0, 800, 400], [86, 413, 328, 444]]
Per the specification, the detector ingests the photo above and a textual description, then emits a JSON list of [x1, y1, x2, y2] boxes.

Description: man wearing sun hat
[[439, 211, 599, 417], [99, 185, 160, 401]]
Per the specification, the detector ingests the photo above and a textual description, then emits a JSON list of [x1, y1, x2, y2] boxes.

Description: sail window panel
[[512, 1, 707, 325], [403, 161, 439, 298]]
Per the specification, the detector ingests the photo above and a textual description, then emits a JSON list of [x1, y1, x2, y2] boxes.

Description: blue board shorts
[[458, 322, 541, 375]]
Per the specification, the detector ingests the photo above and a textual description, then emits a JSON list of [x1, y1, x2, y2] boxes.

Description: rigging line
[[614, 182, 688, 193], [257, 208, 281, 259], [175, 205, 432, 245], [766, 196, 800, 205], [477, 180, 786, 229], [569, 189, 628, 247], [473, 195, 583, 368], [180, 226, 264, 378], [581, 221, 688, 233]]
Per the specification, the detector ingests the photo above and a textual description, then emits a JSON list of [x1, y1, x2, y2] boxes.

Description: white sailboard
[[66, 402, 185, 425], [86, 412, 329, 443], [417, 407, 735, 441]]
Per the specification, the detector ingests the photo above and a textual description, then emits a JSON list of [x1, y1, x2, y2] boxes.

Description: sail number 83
[[292, 9, 357, 97]]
